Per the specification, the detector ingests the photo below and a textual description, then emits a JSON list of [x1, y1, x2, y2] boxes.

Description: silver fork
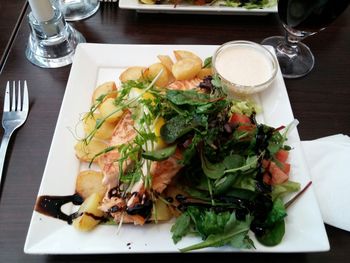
[[0, 81, 29, 186]]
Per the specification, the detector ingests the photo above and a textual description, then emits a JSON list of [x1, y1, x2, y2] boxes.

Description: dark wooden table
[[0, 3, 349, 262], [0, 0, 27, 71]]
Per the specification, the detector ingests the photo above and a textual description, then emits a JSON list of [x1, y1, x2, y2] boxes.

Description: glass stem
[[277, 25, 310, 58]]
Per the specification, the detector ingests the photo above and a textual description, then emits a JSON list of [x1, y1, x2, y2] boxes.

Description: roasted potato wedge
[[174, 50, 203, 66], [74, 139, 108, 163], [150, 198, 173, 221], [76, 170, 107, 199], [92, 81, 117, 105], [157, 55, 174, 73], [99, 98, 123, 123], [119, 66, 146, 83], [143, 63, 169, 88], [83, 113, 115, 141], [172, 58, 202, 81], [72, 192, 104, 231], [196, 67, 213, 79], [140, 0, 156, 3]]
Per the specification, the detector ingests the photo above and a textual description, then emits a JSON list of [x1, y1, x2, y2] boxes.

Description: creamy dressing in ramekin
[[214, 45, 273, 87]]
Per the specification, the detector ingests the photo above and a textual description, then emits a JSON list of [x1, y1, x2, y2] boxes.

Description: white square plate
[[24, 43, 329, 254], [119, 0, 277, 15]]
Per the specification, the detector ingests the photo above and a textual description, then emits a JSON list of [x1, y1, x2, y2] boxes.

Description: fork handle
[[0, 130, 12, 187]]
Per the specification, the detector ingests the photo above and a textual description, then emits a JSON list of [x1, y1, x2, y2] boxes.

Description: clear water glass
[[26, 2, 86, 68], [59, 0, 100, 21]]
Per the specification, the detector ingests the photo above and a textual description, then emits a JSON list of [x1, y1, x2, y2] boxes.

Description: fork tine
[[23, 81, 29, 112], [4, 81, 10, 112], [11, 81, 16, 111], [17, 81, 22, 111]]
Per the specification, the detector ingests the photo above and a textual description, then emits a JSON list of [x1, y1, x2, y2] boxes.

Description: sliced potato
[[76, 170, 107, 199], [157, 55, 174, 73], [140, 0, 156, 3], [196, 67, 213, 79], [119, 66, 146, 83], [99, 98, 124, 123], [158, 55, 176, 83], [143, 63, 169, 88], [172, 58, 202, 81], [72, 192, 104, 231], [92, 81, 117, 105], [74, 139, 108, 163], [174, 50, 203, 66], [150, 198, 173, 221], [83, 113, 115, 141]]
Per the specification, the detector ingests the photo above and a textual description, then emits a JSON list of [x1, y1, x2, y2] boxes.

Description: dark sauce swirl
[[35, 194, 83, 224]]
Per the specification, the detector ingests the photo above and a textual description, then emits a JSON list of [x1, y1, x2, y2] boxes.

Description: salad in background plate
[[139, 0, 277, 9]]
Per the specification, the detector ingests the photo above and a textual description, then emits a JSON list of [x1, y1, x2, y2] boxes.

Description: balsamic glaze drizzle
[[35, 194, 83, 224]]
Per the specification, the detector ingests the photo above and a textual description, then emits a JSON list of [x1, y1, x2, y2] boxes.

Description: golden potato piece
[[72, 192, 104, 231], [140, 0, 156, 3], [83, 113, 115, 141], [157, 55, 176, 83], [172, 58, 202, 81], [74, 139, 108, 163], [76, 170, 107, 199], [196, 68, 213, 79], [157, 55, 174, 73], [144, 63, 169, 88], [150, 198, 173, 221], [92, 81, 117, 105], [99, 98, 123, 123], [174, 50, 203, 66], [119, 66, 146, 83]]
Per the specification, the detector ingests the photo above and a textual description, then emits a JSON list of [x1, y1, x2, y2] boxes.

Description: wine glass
[[262, 0, 349, 78]]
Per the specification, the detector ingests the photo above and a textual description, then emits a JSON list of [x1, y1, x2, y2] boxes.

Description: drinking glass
[[59, 0, 100, 21], [262, 0, 349, 78]]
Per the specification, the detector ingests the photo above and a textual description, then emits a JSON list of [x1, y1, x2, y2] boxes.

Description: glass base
[[60, 0, 100, 21], [261, 36, 315, 79], [25, 9, 86, 68], [26, 26, 85, 68]]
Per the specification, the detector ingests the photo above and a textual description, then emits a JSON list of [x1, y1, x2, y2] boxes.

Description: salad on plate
[[35, 49, 302, 252]]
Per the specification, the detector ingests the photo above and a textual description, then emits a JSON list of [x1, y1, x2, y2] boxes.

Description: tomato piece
[[228, 113, 251, 127], [237, 125, 255, 132], [279, 162, 291, 175], [262, 159, 270, 169], [269, 161, 289, 185], [263, 172, 272, 185], [275, 149, 289, 163]]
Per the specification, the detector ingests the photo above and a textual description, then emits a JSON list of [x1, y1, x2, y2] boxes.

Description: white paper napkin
[[301, 134, 350, 232]]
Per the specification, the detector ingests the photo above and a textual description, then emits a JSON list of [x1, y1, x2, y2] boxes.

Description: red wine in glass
[[262, 0, 349, 78]]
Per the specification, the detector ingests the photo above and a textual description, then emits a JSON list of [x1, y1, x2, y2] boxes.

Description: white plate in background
[[119, 0, 277, 15]]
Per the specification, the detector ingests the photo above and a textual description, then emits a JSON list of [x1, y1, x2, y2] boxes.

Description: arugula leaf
[[203, 57, 212, 68], [166, 90, 211, 106], [255, 198, 287, 247], [223, 154, 245, 170], [271, 181, 300, 200], [256, 220, 285, 247], [171, 213, 191, 244], [160, 114, 207, 143], [191, 208, 231, 238], [265, 198, 287, 226], [141, 145, 177, 161], [201, 153, 256, 180], [201, 153, 226, 179], [180, 212, 252, 252]]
